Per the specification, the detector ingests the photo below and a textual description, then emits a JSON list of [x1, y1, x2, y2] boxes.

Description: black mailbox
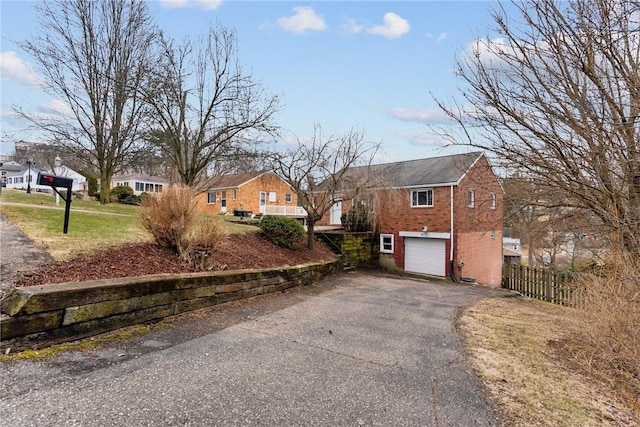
[[36, 172, 74, 234], [37, 173, 73, 188]]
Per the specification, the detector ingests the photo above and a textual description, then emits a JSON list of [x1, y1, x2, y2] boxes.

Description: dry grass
[[571, 269, 640, 412], [458, 297, 639, 426], [139, 185, 228, 268]]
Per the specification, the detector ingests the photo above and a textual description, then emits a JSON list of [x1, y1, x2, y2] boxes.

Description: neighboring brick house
[[316, 152, 504, 286], [195, 171, 306, 218]]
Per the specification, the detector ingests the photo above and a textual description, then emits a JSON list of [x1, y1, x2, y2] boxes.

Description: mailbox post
[[37, 173, 74, 234]]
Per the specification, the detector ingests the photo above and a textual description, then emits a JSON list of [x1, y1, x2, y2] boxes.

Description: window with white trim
[[207, 191, 217, 204], [285, 193, 292, 203], [411, 189, 433, 207], [490, 192, 496, 209], [232, 189, 237, 200], [380, 234, 394, 254], [268, 191, 277, 202], [468, 189, 475, 208]]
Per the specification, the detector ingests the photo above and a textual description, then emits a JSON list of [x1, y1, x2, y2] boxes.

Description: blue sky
[[0, 1, 506, 162]]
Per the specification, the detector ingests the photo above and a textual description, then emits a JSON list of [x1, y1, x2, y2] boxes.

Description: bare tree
[[435, 0, 640, 259], [146, 25, 281, 187], [272, 126, 380, 249], [18, 0, 158, 203]]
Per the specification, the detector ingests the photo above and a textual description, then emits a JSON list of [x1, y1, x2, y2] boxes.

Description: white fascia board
[[399, 231, 451, 239], [395, 182, 458, 190]]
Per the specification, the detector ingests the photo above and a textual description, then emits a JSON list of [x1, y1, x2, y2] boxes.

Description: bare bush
[[139, 185, 227, 269], [572, 262, 640, 411], [182, 217, 228, 270]]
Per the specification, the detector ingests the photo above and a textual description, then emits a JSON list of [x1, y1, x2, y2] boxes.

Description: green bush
[[259, 215, 305, 249], [110, 185, 134, 202], [87, 176, 98, 196], [341, 202, 372, 232], [121, 194, 141, 205]]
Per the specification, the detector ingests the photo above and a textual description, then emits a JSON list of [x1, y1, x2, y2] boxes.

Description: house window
[[221, 190, 227, 208], [490, 192, 496, 209], [7, 177, 12, 184], [285, 193, 292, 203], [411, 189, 433, 207], [232, 189, 237, 200], [468, 189, 475, 208], [380, 234, 394, 254], [268, 191, 277, 202], [207, 191, 216, 204]]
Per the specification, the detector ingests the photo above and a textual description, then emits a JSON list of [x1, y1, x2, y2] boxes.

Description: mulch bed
[[16, 233, 337, 287]]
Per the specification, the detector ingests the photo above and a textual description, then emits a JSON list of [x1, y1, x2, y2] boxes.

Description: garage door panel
[[405, 238, 445, 276]]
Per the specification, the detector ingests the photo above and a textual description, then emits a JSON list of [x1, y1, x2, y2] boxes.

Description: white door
[[330, 201, 342, 225], [404, 238, 446, 276], [259, 191, 267, 214]]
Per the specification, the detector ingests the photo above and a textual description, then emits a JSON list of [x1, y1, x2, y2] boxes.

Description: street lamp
[[25, 159, 35, 194], [54, 156, 62, 206]]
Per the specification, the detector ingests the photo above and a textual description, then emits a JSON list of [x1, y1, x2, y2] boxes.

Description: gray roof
[[341, 151, 484, 189]]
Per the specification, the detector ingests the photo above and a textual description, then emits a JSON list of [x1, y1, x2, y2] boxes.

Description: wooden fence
[[502, 264, 578, 306]]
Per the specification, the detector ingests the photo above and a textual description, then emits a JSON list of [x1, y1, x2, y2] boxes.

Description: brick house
[[195, 171, 306, 218], [316, 152, 504, 286]]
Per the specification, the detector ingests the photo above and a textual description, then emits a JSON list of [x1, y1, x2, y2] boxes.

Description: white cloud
[[40, 99, 72, 116], [276, 7, 327, 34], [397, 131, 450, 147], [436, 32, 448, 43], [159, 0, 223, 10], [342, 18, 364, 35], [367, 13, 410, 39], [389, 107, 450, 124], [0, 51, 43, 87]]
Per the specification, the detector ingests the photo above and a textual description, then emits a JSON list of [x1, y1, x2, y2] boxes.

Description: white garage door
[[404, 238, 446, 277]]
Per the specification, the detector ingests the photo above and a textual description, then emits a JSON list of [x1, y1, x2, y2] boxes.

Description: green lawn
[[0, 188, 257, 260]]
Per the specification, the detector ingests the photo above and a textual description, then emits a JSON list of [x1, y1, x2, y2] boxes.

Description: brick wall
[[455, 230, 503, 287]]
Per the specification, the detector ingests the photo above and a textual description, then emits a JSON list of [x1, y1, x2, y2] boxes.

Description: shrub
[[341, 202, 373, 232], [120, 194, 141, 205], [139, 185, 228, 269], [87, 175, 98, 196], [110, 185, 134, 202], [259, 215, 305, 249], [571, 260, 640, 411]]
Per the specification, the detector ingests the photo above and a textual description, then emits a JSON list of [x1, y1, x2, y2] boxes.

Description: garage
[[404, 237, 446, 277]]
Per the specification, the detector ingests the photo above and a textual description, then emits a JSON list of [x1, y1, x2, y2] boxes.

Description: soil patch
[[15, 233, 337, 287]]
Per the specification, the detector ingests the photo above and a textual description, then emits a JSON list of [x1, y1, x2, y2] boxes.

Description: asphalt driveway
[[0, 272, 505, 426]]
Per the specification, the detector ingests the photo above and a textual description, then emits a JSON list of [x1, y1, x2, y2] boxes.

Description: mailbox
[[36, 172, 74, 234], [37, 173, 73, 189]]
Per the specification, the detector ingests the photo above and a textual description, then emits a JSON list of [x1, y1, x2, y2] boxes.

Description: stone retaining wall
[[316, 232, 378, 268], [0, 261, 340, 351]]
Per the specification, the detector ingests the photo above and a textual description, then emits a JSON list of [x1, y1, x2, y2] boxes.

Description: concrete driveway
[[0, 272, 504, 426]]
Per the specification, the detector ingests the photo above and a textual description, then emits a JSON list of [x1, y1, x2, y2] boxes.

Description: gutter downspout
[[450, 185, 457, 282]]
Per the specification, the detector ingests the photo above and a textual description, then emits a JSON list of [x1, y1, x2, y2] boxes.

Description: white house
[[111, 173, 169, 195], [50, 164, 87, 193], [5, 167, 45, 191], [5, 162, 86, 193]]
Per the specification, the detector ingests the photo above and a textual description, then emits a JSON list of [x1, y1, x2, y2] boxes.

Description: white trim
[[450, 185, 454, 263], [399, 231, 450, 239], [410, 188, 434, 207], [453, 152, 483, 186], [380, 234, 394, 253]]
